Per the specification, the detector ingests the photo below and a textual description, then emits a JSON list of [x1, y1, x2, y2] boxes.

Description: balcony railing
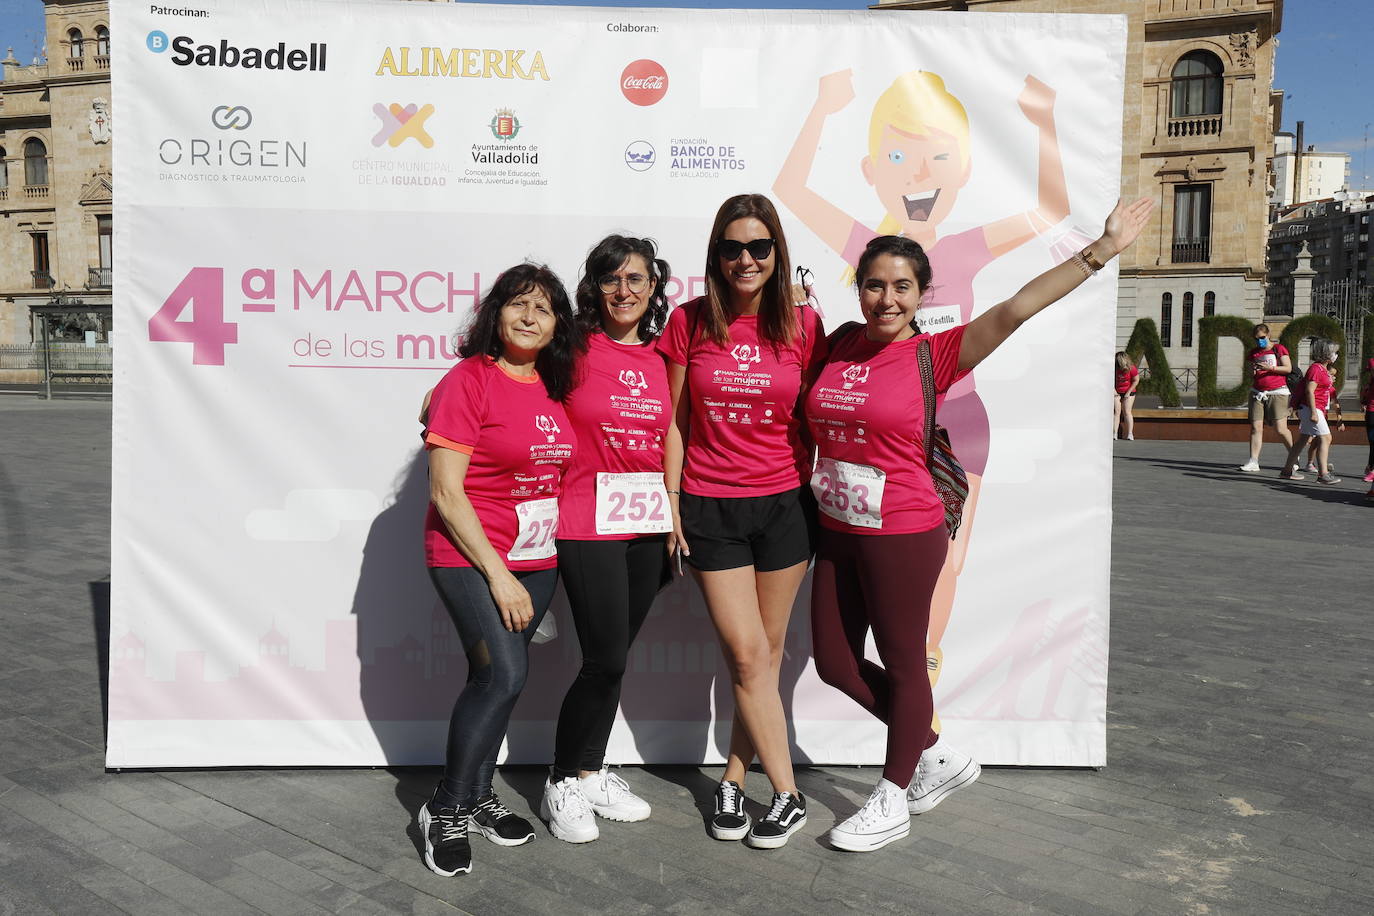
[[87, 267, 112, 289], [1171, 238, 1211, 264], [0, 187, 7, 202], [1167, 115, 1222, 138], [94, 55, 109, 70], [67, 57, 84, 72], [24, 185, 49, 200], [32, 270, 53, 290]]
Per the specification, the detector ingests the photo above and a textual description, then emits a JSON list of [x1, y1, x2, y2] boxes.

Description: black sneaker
[[710, 780, 750, 840], [746, 791, 807, 849], [417, 799, 472, 876], [470, 791, 535, 847]]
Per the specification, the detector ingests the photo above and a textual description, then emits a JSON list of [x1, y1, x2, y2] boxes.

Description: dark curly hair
[[458, 263, 580, 402], [574, 235, 671, 346], [854, 234, 934, 291]]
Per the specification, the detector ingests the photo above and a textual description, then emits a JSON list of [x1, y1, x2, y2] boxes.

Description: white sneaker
[[1237, 460, 1261, 473], [540, 774, 598, 843], [908, 737, 981, 814], [579, 766, 651, 822], [828, 779, 910, 852]]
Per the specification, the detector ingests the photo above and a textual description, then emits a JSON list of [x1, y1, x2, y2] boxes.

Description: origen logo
[[372, 103, 435, 149], [624, 140, 655, 172], [730, 344, 761, 371], [211, 105, 253, 130], [621, 59, 667, 106]]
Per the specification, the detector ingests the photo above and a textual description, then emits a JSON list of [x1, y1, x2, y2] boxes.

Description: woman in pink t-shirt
[[1238, 323, 1294, 473], [541, 235, 673, 843], [1280, 337, 1344, 485], [1360, 357, 1374, 484], [807, 199, 1152, 853], [417, 264, 579, 877], [659, 194, 828, 849], [1113, 352, 1139, 440]]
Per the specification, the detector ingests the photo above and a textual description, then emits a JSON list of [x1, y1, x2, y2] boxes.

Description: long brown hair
[[699, 194, 798, 349]]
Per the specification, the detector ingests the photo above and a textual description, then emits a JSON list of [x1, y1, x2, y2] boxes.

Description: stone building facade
[[0, 0, 112, 370], [878, 0, 1284, 374]]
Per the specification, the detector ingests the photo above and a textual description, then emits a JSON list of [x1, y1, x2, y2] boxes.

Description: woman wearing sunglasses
[[540, 235, 673, 843], [658, 194, 827, 848]]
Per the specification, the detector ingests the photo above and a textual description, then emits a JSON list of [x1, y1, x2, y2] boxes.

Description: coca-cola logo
[[621, 59, 668, 106]]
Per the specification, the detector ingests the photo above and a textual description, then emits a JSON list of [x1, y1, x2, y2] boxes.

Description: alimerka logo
[[377, 46, 549, 80], [372, 104, 436, 149], [146, 31, 327, 71]]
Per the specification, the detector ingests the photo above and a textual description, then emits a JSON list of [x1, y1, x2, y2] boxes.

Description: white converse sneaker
[[579, 766, 651, 822], [540, 774, 598, 843], [908, 737, 981, 814], [828, 779, 910, 852]]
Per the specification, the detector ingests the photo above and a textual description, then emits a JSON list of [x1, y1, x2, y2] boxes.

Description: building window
[[1161, 293, 1173, 347], [1172, 184, 1211, 263], [32, 233, 52, 289], [24, 138, 48, 187], [0, 147, 7, 192], [93, 215, 112, 287], [68, 28, 84, 58], [1181, 292, 1194, 348], [1203, 291, 1215, 316], [1171, 51, 1223, 118], [95, 26, 109, 57]]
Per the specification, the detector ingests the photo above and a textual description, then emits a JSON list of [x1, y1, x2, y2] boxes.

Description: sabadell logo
[[621, 59, 667, 107]]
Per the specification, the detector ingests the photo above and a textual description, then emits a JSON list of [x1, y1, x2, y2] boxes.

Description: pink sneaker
[[1363, 469, 1374, 483]]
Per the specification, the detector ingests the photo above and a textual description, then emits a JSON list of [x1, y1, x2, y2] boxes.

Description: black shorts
[[679, 486, 816, 572]]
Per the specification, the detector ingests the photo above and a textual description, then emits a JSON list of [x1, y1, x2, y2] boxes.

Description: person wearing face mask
[[1238, 323, 1293, 473], [540, 236, 673, 843], [659, 194, 828, 849], [417, 264, 579, 877], [806, 198, 1152, 852], [1279, 337, 1344, 485]]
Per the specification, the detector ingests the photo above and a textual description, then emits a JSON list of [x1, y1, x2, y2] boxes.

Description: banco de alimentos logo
[[372, 103, 436, 148]]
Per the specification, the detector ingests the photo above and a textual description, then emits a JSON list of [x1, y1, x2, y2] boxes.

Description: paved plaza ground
[[1, 396, 1371, 915]]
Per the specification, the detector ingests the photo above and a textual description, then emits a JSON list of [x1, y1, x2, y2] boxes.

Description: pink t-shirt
[[559, 332, 671, 540], [1303, 363, 1334, 411], [1362, 358, 1374, 412], [657, 298, 827, 497], [1249, 344, 1289, 392], [1114, 365, 1138, 394], [805, 324, 970, 536], [423, 356, 576, 570]]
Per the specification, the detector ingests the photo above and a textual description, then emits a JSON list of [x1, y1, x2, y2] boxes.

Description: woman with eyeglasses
[[659, 194, 828, 849], [807, 198, 1152, 852], [540, 236, 673, 843], [417, 264, 579, 877]]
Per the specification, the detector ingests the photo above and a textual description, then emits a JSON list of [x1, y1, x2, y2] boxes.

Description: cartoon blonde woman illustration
[[774, 68, 1069, 728]]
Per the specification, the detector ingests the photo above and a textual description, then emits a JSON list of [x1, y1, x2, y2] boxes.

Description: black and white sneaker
[[470, 791, 535, 847], [745, 791, 807, 849], [709, 780, 750, 841], [417, 799, 472, 876]]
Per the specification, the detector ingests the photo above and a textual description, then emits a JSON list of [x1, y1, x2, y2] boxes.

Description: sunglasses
[[716, 238, 775, 261]]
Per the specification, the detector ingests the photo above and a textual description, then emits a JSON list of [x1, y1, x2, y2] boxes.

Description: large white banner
[[110, 0, 1126, 767]]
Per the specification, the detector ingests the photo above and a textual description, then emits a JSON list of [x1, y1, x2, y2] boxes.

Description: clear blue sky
[[1, 0, 1368, 183]]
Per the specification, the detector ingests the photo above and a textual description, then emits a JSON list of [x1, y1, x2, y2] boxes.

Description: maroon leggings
[[810, 524, 947, 788]]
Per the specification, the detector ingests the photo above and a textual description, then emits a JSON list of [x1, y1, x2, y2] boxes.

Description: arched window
[[24, 138, 48, 187], [1181, 292, 1195, 348], [95, 26, 109, 57], [1171, 51, 1223, 118], [1161, 293, 1173, 347], [1203, 291, 1215, 317], [68, 28, 84, 59]]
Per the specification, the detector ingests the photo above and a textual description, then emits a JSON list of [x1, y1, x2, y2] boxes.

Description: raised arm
[[959, 197, 1154, 371], [773, 70, 863, 256], [982, 76, 1071, 258]]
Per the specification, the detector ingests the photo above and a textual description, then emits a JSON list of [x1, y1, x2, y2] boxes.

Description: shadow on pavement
[[90, 577, 110, 741]]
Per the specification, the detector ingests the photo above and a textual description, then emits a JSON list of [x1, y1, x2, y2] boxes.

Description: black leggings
[[428, 565, 557, 808], [552, 536, 667, 776], [1366, 410, 1374, 469]]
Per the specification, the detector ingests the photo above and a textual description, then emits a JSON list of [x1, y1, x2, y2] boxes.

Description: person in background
[[417, 264, 579, 877], [1238, 323, 1292, 473], [1113, 351, 1139, 440], [1279, 337, 1343, 485], [541, 236, 672, 843], [1361, 357, 1374, 483]]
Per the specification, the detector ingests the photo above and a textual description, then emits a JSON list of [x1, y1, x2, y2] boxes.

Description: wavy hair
[[701, 194, 798, 349], [458, 263, 579, 401], [574, 235, 671, 346], [854, 234, 934, 334]]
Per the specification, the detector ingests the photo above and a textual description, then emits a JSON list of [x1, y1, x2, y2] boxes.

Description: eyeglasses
[[598, 274, 651, 294], [716, 238, 775, 261]]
